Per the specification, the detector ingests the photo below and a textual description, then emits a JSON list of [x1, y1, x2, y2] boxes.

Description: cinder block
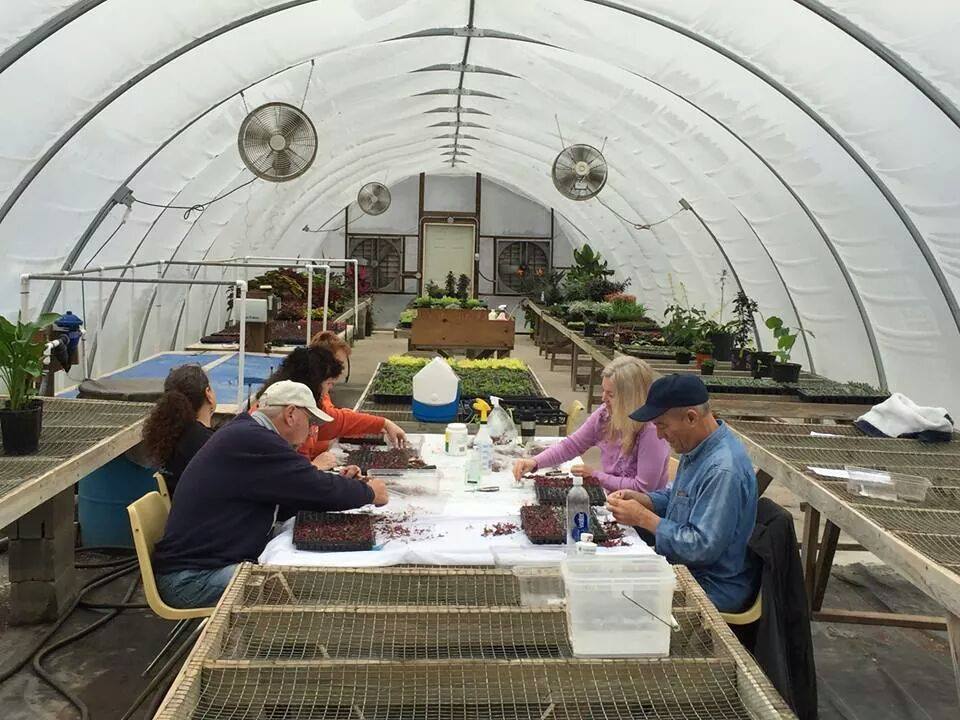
[[14, 488, 75, 540], [9, 571, 77, 624], [8, 530, 74, 582]]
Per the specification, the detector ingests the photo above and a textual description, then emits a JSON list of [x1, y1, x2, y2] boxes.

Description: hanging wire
[[81, 213, 128, 270], [300, 59, 316, 110], [597, 197, 688, 231], [554, 114, 566, 150], [130, 177, 258, 221], [239, 89, 250, 116]]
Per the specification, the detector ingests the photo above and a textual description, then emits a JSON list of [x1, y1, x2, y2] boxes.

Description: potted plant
[[0, 312, 60, 455], [694, 339, 714, 368], [674, 348, 692, 364], [582, 310, 598, 337], [700, 359, 716, 376], [750, 350, 775, 378], [730, 291, 759, 366], [731, 345, 754, 371], [765, 316, 814, 383]]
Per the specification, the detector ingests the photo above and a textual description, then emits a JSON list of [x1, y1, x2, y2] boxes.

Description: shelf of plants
[[370, 356, 539, 402], [293, 512, 375, 552], [529, 472, 607, 506], [519, 505, 610, 545]]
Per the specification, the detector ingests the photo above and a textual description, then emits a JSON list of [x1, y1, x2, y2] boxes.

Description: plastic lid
[[447, 422, 467, 430], [572, 475, 583, 486]]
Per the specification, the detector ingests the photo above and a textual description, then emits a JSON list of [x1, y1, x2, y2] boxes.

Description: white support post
[[95, 268, 104, 378], [154, 264, 164, 354], [19, 274, 30, 322], [128, 266, 135, 364], [352, 260, 359, 340], [322, 266, 331, 332], [306, 267, 314, 343], [183, 278, 190, 350], [236, 281, 248, 410]]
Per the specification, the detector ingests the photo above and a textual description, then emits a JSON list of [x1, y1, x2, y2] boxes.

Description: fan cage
[[495, 240, 550, 294], [551, 144, 608, 201], [238, 101, 318, 182], [358, 182, 392, 216], [348, 236, 403, 292]]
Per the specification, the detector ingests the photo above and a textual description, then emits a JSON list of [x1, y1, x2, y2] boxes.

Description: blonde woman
[[512, 356, 670, 492]]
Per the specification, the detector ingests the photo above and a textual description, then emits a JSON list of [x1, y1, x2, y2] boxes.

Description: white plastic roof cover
[[1, 0, 959, 409]]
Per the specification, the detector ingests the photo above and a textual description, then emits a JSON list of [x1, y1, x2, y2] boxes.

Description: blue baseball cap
[[629, 374, 710, 422]]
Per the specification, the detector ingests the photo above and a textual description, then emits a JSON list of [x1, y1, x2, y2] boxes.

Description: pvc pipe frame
[[21, 273, 249, 409], [230, 256, 360, 343], [305, 264, 332, 344]]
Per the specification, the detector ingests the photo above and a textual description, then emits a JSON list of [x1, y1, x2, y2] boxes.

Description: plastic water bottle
[[474, 422, 493, 474], [566, 476, 590, 547]]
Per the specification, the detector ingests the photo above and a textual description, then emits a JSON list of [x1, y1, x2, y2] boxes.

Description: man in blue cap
[[606, 373, 759, 612]]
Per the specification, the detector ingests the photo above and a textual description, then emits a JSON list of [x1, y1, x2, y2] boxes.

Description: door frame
[[417, 217, 479, 297]]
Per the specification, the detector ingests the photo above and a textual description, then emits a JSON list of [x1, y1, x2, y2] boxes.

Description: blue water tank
[[78, 456, 159, 547]]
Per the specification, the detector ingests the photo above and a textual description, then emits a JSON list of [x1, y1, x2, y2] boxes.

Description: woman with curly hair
[[142, 365, 216, 497], [307, 330, 407, 454]]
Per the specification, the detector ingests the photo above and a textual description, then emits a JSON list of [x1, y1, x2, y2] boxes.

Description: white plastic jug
[[412, 357, 461, 422]]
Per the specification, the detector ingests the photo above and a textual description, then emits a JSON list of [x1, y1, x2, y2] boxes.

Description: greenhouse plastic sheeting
[[1, 1, 960, 410]]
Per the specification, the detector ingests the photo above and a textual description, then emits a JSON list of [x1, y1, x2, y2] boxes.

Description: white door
[[421, 223, 475, 295]]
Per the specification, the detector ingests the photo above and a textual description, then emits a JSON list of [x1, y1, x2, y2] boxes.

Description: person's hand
[[339, 464, 362, 479], [311, 451, 337, 471], [383, 421, 406, 447], [606, 497, 659, 531], [570, 464, 595, 479], [607, 489, 645, 504], [366, 477, 389, 506], [513, 458, 537, 482]]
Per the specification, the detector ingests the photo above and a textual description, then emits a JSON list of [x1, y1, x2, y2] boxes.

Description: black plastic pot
[[771, 362, 801, 383], [675, 351, 692, 364], [750, 351, 774, 374], [731, 347, 752, 371], [0, 399, 43, 455], [582, 321, 597, 337], [700, 365, 715, 376], [708, 332, 734, 362]]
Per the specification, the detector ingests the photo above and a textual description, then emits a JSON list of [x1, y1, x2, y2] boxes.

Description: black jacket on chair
[[745, 498, 818, 720]]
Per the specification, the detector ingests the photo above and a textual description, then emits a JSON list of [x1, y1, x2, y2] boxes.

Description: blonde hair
[[601, 356, 658, 454]]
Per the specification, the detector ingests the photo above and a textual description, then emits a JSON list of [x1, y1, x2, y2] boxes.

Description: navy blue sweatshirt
[[153, 413, 374, 573]]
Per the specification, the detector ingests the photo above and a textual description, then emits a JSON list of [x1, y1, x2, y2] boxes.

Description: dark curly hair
[[257, 346, 343, 404], [141, 365, 210, 467]]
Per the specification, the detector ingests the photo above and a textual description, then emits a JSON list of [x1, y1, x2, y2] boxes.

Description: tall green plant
[[764, 316, 814, 363], [0, 312, 60, 411]]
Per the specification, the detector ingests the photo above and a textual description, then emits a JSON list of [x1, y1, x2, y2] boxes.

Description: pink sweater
[[533, 406, 671, 493]]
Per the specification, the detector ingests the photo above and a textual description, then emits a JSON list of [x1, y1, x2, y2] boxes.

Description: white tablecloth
[[260, 434, 655, 567]]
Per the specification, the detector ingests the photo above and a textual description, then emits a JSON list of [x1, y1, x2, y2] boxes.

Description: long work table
[[0, 396, 153, 623]]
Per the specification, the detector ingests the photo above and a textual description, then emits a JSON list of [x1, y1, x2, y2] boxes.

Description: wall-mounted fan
[[349, 236, 402, 291], [552, 144, 607, 201], [496, 240, 550, 293], [357, 182, 392, 216], [238, 102, 317, 182]]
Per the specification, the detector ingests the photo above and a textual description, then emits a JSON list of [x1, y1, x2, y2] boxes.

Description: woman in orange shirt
[[307, 331, 406, 458]]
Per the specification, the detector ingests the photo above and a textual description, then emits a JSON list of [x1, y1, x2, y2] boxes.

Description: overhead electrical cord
[[596, 197, 688, 230], [130, 176, 258, 220]]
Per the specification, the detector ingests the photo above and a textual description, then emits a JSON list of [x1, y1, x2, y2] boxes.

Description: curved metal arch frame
[[60, 32, 883, 383], [14, 5, 932, 384], [585, 0, 960, 343]]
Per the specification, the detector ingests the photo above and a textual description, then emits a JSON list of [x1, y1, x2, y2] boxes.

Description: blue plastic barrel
[[78, 456, 159, 547]]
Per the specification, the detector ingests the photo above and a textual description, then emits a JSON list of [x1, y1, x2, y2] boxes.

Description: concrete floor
[[0, 328, 956, 719]]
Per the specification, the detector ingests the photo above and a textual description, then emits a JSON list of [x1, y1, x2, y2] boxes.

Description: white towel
[[855, 392, 953, 440]]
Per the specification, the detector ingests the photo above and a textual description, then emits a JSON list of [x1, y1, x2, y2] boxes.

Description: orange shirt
[[297, 394, 386, 459]]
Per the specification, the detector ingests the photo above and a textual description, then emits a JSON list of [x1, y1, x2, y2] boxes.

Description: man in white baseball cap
[[153, 380, 388, 608]]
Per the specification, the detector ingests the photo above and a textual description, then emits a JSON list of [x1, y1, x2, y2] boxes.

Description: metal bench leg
[[143, 617, 196, 677]]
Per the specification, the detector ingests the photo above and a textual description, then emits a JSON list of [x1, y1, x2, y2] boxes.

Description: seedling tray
[[339, 435, 388, 446], [346, 447, 428, 472], [533, 474, 607, 506], [520, 505, 609, 545], [796, 388, 890, 405], [293, 512, 375, 552]]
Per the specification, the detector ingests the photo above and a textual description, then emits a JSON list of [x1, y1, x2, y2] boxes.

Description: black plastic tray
[[458, 396, 568, 426], [796, 389, 889, 405], [370, 392, 413, 403], [534, 480, 607, 506], [520, 506, 608, 545], [293, 511, 375, 552]]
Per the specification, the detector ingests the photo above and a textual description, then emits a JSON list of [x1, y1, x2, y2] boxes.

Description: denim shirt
[[648, 421, 760, 612]]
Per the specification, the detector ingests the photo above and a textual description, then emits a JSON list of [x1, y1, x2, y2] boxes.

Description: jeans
[[155, 564, 239, 609]]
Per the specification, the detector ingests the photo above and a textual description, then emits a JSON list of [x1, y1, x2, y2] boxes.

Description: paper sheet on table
[[806, 466, 850, 479], [809, 431, 844, 438], [259, 434, 654, 568]]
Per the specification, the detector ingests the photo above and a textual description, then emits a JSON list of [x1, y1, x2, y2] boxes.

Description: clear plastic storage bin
[[845, 466, 931, 503], [561, 554, 675, 657], [512, 566, 564, 607]]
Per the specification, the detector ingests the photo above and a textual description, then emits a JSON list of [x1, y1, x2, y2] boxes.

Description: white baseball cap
[[258, 380, 333, 423]]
